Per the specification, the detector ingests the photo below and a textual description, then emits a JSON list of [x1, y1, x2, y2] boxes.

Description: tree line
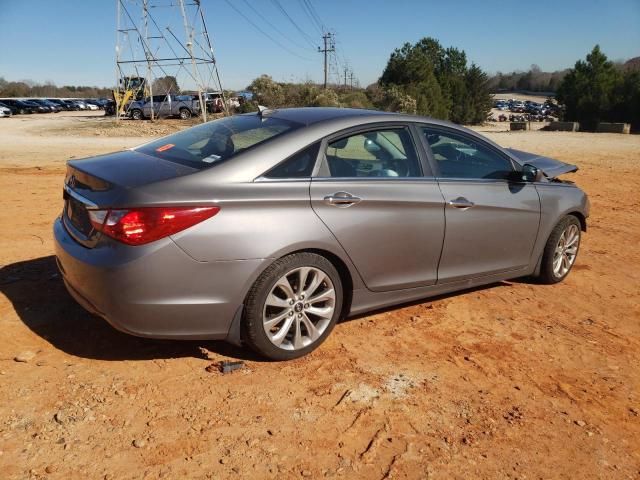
[[487, 66, 569, 93], [0, 77, 112, 98], [246, 37, 493, 125], [556, 46, 640, 130], [3, 41, 638, 130]]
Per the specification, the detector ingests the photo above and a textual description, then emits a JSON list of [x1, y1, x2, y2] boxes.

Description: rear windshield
[[136, 114, 302, 168]]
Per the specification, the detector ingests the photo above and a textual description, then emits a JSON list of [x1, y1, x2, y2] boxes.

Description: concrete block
[[548, 121, 579, 132], [510, 122, 529, 131], [596, 122, 631, 134]]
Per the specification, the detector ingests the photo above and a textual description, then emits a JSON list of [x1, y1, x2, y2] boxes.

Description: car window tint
[[265, 142, 320, 178], [323, 128, 420, 178], [421, 127, 513, 179], [136, 114, 301, 169]]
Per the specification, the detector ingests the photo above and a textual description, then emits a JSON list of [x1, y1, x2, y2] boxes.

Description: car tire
[[19, 109, 25, 115], [242, 252, 343, 361], [131, 109, 143, 120], [537, 215, 581, 284], [179, 108, 192, 120]]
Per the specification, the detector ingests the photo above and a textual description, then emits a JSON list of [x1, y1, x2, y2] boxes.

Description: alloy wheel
[[553, 224, 579, 277], [262, 266, 335, 351]]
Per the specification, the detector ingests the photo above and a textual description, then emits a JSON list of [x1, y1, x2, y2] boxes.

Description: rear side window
[[136, 114, 302, 169], [265, 143, 320, 179]]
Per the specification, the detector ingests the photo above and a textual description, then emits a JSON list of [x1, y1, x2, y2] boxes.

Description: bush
[[338, 91, 374, 109], [311, 89, 341, 107], [247, 75, 284, 108]]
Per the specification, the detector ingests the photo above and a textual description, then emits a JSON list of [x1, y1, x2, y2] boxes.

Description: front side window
[[136, 114, 302, 169], [421, 127, 514, 180], [321, 128, 421, 178]]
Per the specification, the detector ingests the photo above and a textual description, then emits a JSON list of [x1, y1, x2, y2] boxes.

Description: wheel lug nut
[[298, 313, 302, 318], [304, 303, 309, 309], [289, 300, 295, 305], [300, 294, 305, 299], [289, 311, 293, 316]]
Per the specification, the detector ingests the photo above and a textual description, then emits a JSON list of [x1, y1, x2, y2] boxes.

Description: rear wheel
[[537, 215, 581, 284], [243, 252, 343, 360], [131, 109, 143, 120], [179, 108, 192, 120]]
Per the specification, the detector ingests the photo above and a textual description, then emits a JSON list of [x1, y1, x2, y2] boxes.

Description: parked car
[[0, 101, 18, 115], [83, 100, 100, 111], [0, 99, 36, 114], [24, 99, 54, 112], [62, 100, 80, 111], [47, 98, 73, 111], [86, 98, 110, 110], [0, 104, 12, 117], [68, 100, 88, 110], [54, 108, 589, 360], [203, 91, 225, 113], [21, 100, 49, 113], [128, 94, 200, 120], [29, 99, 61, 112]]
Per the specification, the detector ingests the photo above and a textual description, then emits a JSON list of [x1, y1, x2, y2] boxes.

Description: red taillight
[[88, 206, 219, 246]]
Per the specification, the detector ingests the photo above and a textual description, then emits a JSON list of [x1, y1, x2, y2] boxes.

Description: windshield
[[136, 114, 302, 168]]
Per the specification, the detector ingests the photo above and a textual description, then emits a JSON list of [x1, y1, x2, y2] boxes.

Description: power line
[[269, 0, 318, 49], [303, 0, 326, 33], [298, 0, 323, 35], [241, 0, 309, 52], [222, 0, 313, 61]]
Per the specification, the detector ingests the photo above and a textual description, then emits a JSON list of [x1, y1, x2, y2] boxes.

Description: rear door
[[418, 124, 540, 283], [310, 124, 445, 292]]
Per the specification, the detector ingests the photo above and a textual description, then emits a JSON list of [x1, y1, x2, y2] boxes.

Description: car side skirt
[[349, 266, 531, 316]]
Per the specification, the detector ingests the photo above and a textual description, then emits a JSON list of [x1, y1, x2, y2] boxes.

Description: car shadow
[[0, 255, 264, 362]]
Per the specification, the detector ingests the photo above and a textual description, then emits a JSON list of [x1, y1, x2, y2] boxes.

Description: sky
[[0, 0, 638, 91]]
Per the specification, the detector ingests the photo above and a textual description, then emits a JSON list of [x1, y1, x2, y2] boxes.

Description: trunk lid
[[506, 148, 578, 178], [62, 150, 198, 247]]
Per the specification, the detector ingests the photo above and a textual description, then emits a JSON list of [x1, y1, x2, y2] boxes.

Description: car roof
[[263, 107, 466, 132], [265, 107, 391, 126]]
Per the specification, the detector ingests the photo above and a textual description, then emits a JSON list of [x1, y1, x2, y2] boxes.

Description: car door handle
[[448, 197, 475, 209], [324, 192, 362, 207]]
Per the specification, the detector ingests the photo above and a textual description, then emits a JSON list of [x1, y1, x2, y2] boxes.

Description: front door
[[419, 125, 540, 283], [310, 126, 445, 292]]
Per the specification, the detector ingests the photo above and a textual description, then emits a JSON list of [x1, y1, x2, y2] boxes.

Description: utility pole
[[318, 32, 335, 89], [343, 66, 348, 88], [349, 71, 355, 90]]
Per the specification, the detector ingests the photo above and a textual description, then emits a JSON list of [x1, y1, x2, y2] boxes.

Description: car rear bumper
[[53, 217, 266, 340]]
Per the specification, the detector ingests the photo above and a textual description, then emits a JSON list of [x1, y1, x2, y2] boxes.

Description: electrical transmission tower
[[114, 0, 226, 121], [317, 32, 335, 89]]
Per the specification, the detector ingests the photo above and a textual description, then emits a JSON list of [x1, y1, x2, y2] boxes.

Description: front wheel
[[537, 215, 582, 284], [242, 253, 343, 360], [130, 109, 143, 120], [179, 108, 192, 120]]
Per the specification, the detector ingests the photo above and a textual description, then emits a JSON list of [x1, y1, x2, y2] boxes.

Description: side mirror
[[521, 163, 543, 182]]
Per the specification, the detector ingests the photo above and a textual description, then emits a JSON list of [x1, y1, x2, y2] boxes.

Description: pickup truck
[[128, 94, 201, 120]]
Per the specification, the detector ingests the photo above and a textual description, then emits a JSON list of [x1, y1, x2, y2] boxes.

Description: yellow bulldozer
[[106, 76, 149, 116]]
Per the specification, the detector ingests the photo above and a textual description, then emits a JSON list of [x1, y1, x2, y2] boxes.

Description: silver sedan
[[54, 108, 589, 360]]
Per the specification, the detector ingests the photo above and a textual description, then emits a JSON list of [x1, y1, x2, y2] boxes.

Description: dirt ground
[[0, 111, 639, 480]]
